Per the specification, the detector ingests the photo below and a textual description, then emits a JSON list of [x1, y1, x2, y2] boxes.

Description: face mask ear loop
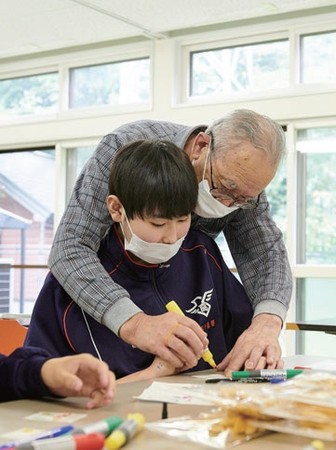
[[202, 144, 211, 181], [120, 208, 134, 244]]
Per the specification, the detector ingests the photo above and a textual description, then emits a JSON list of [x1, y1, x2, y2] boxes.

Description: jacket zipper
[[151, 268, 169, 312]]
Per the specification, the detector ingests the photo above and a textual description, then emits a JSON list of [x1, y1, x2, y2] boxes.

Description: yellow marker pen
[[104, 413, 145, 450], [166, 300, 216, 369]]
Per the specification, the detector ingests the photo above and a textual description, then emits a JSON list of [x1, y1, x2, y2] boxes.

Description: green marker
[[72, 415, 123, 436], [231, 369, 303, 380]]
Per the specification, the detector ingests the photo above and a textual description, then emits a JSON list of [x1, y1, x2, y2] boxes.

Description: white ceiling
[[1, 0, 335, 60]]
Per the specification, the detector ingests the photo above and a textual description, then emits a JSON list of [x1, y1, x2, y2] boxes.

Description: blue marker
[[0, 425, 73, 449], [33, 425, 74, 441]]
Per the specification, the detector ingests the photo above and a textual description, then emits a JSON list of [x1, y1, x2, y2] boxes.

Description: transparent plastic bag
[[145, 372, 336, 446]]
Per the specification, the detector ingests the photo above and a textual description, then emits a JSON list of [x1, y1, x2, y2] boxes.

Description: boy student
[[0, 348, 116, 406], [49, 110, 290, 374], [25, 140, 253, 380]]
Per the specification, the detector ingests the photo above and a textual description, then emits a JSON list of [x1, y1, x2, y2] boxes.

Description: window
[[0, 73, 58, 118], [266, 155, 287, 238], [69, 58, 150, 109], [1, 12, 336, 359], [66, 146, 95, 202], [300, 31, 336, 84], [296, 278, 336, 356], [0, 149, 55, 313], [296, 127, 336, 264], [190, 40, 289, 97], [294, 127, 336, 354]]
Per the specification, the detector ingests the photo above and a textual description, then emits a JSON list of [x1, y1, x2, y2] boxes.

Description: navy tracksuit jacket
[[0, 347, 53, 401], [25, 226, 253, 379]]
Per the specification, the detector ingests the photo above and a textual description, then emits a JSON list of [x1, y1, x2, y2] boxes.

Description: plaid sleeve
[[48, 120, 188, 334], [223, 191, 292, 323]]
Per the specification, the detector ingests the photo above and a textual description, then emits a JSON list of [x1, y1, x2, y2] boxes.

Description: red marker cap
[[75, 433, 105, 450]]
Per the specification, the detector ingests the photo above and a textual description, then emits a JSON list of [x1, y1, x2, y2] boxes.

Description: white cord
[[81, 308, 102, 361]]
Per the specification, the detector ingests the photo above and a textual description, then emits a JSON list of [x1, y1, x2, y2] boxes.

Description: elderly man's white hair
[[206, 109, 286, 166]]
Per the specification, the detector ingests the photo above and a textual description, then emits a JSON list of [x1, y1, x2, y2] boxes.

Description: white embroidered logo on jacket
[[185, 289, 213, 317]]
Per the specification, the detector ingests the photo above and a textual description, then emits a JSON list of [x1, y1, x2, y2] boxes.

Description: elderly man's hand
[[216, 314, 283, 376], [119, 312, 208, 370]]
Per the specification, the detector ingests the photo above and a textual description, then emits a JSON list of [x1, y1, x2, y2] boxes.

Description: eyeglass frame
[[207, 133, 260, 209]]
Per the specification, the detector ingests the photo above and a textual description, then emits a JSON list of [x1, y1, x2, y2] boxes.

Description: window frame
[[0, 9, 336, 354], [177, 16, 336, 105], [0, 41, 153, 125]]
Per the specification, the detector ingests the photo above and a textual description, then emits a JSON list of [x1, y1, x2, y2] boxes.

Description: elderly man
[[49, 109, 292, 374]]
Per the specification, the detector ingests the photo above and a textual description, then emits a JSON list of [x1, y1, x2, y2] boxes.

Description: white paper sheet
[[309, 359, 336, 371], [135, 381, 218, 405]]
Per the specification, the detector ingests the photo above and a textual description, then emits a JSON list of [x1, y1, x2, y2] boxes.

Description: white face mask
[[194, 179, 238, 218], [194, 149, 238, 218], [121, 213, 185, 264]]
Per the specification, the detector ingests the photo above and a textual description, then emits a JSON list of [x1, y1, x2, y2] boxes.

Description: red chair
[[0, 318, 28, 356]]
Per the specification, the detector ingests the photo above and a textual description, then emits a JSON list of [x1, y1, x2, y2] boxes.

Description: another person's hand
[[119, 312, 208, 370], [41, 353, 116, 409], [216, 314, 283, 376]]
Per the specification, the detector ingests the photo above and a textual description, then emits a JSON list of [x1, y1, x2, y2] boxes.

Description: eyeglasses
[[208, 135, 260, 210]]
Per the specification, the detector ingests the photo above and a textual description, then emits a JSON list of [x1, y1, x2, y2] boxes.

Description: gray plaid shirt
[[49, 120, 292, 334]]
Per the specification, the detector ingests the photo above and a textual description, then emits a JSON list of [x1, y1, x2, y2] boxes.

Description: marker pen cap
[[127, 413, 145, 430], [201, 349, 216, 368], [165, 300, 182, 314], [104, 430, 126, 450], [36, 425, 74, 440], [72, 416, 123, 436], [105, 413, 145, 450], [75, 433, 105, 450], [17, 433, 105, 450], [101, 417, 123, 435], [270, 378, 286, 384]]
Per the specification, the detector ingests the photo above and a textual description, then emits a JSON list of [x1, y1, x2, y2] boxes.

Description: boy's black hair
[[108, 140, 198, 219]]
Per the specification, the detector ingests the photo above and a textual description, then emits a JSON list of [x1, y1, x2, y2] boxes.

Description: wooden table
[[286, 318, 336, 334], [0, 367, 335, 449]]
